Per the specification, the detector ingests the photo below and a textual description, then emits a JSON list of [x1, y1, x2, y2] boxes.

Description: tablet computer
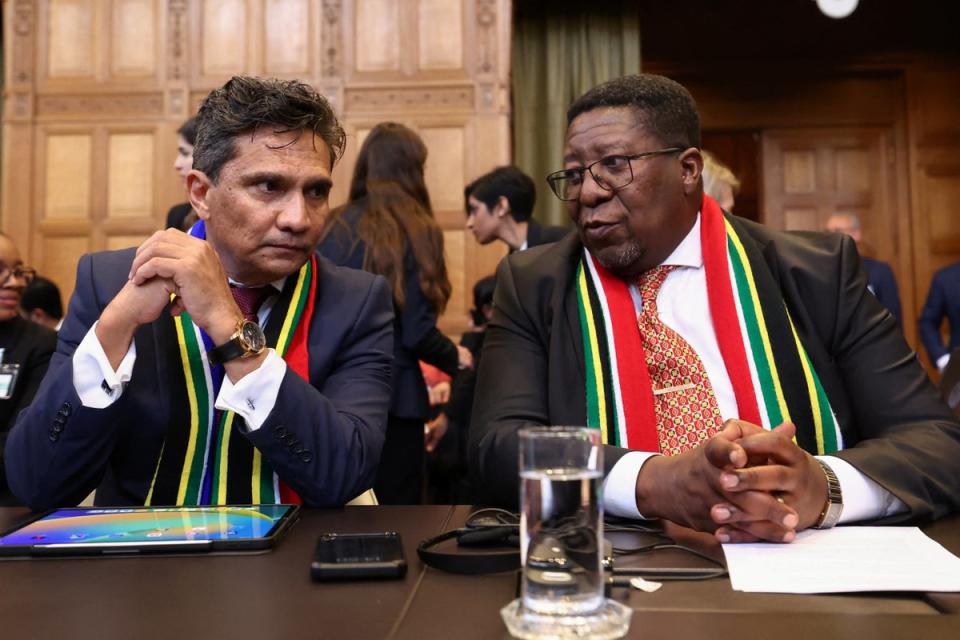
[[0, 504, 299, 557]]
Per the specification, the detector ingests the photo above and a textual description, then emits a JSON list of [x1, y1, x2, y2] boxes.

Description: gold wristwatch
[[207, 318, 266, 365]]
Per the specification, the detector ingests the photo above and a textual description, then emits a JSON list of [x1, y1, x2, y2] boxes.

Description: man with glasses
[[470, 74, 960, 542], [0, 233, 56, 504]]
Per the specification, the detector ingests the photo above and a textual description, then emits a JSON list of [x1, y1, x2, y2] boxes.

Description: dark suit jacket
[[470, 217, 960, 523], [5, 249, 394, 510], [525, 219, 570, 249], [0, 316, 57, 505], [919, 261, 960, 364], [318, 200, 459, 420], [862, 257, 902, 327]]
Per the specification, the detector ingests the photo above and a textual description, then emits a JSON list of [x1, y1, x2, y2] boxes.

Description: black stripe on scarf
[[149, 310, 195, 505], [224, 274, 301, 503]]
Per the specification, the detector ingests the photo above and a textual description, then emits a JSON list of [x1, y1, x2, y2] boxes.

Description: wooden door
[[762, 127, 914, 341]]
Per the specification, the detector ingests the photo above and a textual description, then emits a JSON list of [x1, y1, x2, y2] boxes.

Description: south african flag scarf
[[576, 195, 843, 455], [146, 220, 317, 505]]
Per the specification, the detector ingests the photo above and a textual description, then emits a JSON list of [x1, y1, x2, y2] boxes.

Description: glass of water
[[501, 427, 631, 639]]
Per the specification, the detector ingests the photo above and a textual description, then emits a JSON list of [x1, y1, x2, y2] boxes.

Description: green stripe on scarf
[[148, 257, 315, 506], [575, 201, 842, 455]]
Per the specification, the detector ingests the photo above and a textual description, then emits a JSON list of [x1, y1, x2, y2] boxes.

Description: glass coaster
[[501, 597, 632, 640]]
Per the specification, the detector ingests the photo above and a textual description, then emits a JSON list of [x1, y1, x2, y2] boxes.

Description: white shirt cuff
[[215, 349, 286, 431], [72, 321, 136, 409], [602, 451, 660, 519], [817, 455, 907, 523], [936, 354, 950, 372]]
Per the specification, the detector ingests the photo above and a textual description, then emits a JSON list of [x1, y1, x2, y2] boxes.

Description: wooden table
[[0, 506, 957, 639]]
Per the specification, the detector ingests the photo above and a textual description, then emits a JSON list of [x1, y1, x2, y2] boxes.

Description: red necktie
[[637, 266, 723, 456], [230, 285, 274, 323]]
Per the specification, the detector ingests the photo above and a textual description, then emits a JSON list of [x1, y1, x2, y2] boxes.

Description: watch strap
[[207, 319, 264, 366], [814, 459, 843, 529]]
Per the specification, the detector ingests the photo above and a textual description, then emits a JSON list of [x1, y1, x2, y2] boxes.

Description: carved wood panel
[[3, 0, 512, 335]]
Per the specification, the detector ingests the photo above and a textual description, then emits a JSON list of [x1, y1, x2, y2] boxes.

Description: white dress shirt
[[72, 277, 289, 432], [602, 215, 906, 523]]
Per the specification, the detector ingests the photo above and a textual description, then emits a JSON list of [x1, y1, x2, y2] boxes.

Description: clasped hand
[[635, 419, 828, 544], [98, 230, 243, 366]]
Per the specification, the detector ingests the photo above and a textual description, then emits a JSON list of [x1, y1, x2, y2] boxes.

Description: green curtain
[[512, 3, 641, 226]]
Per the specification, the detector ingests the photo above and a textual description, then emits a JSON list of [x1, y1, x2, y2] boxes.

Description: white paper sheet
[[722, 526, 960, 593]]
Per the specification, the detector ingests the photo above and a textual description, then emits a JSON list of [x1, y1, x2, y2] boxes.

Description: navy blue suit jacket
[[5, 249, 394, 510], [318, 200, 459, 421], [862, 257, 902, 327], [920, 261, 960, 363]]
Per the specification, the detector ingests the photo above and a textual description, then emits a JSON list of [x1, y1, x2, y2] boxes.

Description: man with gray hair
[[825, 213, 902, 327]]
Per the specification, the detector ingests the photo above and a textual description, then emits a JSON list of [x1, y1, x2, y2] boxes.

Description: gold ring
[[774, 493, 786, 505]]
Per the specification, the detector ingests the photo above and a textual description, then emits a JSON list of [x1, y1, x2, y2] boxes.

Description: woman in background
[[165, 117, 198, 231], [319, 122, 471, 504]]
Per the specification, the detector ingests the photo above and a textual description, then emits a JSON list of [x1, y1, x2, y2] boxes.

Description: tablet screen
[[0, 505, 295, 547]]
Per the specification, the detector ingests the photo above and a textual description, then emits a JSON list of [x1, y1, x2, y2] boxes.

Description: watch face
[[239, 321, 266, 353]]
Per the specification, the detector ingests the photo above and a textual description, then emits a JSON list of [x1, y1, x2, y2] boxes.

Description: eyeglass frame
[[545, 147, 685, 202], [0, 264, 37, 285]]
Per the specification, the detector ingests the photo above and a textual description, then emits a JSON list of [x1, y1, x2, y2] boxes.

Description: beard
[[582, 234, 644, 279]]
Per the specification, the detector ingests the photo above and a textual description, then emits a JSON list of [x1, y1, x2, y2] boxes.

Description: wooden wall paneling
[[40, 236, 92, 306], [906, 60, 960, 372], [2, 1, 37, 262], [43, 0, 98, 81], [263, 0, 313, 77], [417, 0, 464, 72], [419, 122, 468, 222], [110, 0, 159, 79], [40, 129, 94, 221], [352, 0, 402, 74], [195, 0, 251, 82], [107, 130, 155, 220]]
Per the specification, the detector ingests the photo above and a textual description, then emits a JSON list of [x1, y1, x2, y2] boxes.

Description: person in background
[[471, 73, 960, 543], [424, 275, 496, 504], [465, 166, 568, 252], [919, 260, 960, 374], [6, 76, 394, 510], [165, 117, 198, 231], [0, 233, 56, 505], [20, 276, 63, 331], [319, 122, 472, 504], [701, 150, 740, 213], [825, 213, 902, 327]]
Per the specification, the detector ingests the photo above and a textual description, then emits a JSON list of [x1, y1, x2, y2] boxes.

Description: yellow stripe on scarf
[[578, 267, 610, 444], [724, 220, 792, 425], [174, 316, 202, 505], [216, 412, 236, 505], [787, 315, 826, 455]]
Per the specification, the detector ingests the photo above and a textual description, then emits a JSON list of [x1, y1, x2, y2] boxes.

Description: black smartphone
[[311, 532, 407, 581]]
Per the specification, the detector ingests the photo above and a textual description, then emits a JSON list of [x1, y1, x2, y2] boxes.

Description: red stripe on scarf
[[590, 255, 659, 452], [700, 196, 762, 425], [278, 254, 319, 505]]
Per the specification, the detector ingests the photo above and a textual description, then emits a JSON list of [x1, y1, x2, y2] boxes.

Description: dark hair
[[470, 275, 496, 326], [335, 122, 451, 313], [566, 74, 701, 149], [177, 117, 198, 146], [464, 166, 536, 223], [20, 276, 63, 320], [193, 76, 346, 183]]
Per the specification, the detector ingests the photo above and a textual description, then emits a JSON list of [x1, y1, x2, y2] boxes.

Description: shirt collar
[[228, 276, 287, 293], [660, 212, 703, 269]]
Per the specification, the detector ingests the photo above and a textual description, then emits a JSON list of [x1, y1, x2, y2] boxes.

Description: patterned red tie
[[230, 285, 273, 322], [637, 266, 723, 456]]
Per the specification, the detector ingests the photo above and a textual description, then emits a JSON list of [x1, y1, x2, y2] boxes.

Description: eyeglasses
[[545, 147, 684, 201], [0, 265, 36, 285]]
